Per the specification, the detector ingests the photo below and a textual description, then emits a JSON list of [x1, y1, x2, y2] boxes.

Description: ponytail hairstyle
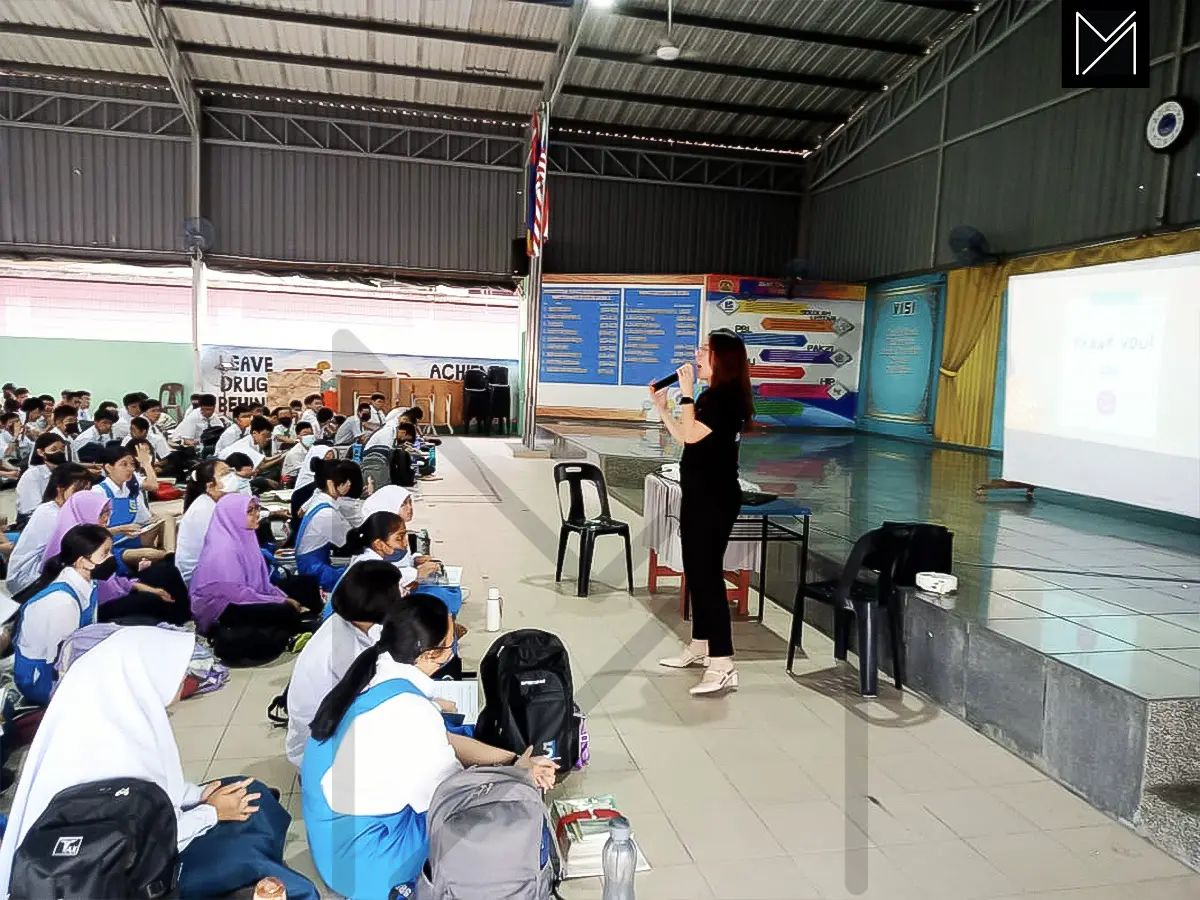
[[342, 511, 403, 556], [330, 559, 405, 624], [310, 592, 452, 741], [41, 463, 94, 503], [320, 459, 361, 498], [185, 458, 225, 510], [35, 523, 112, 593]]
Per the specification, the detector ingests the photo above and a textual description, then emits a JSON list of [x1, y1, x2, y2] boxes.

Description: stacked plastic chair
[[486, 365, 511, 435], [463, 368, 491, 435]]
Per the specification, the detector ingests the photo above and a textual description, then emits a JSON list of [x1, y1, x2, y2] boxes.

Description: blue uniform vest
[[301, 678, 430, 900], [294, 502, 344, 593], [14, 580, 98, 705], [99, 481, 139, 575]]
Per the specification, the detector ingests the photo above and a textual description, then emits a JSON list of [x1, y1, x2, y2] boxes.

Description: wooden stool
[[648, 550, 751, 619]]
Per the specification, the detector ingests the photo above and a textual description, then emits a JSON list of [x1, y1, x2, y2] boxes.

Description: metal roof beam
[[0, 24, 150, 48], [178, 43, 543, 91], [131, 0, 198, 133], [883, 0, 980, 13], [552, 118, 809, 154], [574, 47, 885, 93], [561, 86, 843, 123], [156, 0, 559, 55], [611, 4, 927, 56]]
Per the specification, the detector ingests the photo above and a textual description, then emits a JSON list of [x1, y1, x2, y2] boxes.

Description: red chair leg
[[648, 549, 659, 594]]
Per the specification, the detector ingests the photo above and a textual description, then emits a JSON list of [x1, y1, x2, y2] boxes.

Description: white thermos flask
[[486, 587, 502, 632]]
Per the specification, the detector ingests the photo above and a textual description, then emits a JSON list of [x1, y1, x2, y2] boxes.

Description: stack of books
[[550, 795, 651, 880]]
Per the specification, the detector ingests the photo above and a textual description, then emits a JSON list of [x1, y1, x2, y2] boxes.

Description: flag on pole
[[526, 108, 549, 257]]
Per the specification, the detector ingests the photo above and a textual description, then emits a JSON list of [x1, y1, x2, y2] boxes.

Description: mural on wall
[[865, 283, 941, 424], [200, 345, 516, 413], [705, 275, 866, 428]]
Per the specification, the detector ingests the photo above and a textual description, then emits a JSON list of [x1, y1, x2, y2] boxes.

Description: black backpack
[[10, 778, 180, 900], [474, 629, 579, 775]]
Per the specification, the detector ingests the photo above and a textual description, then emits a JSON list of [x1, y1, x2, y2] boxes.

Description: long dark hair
[[36, 523, 112, 592], [30, 432, 64, 466], [41, 463, 93, 503], [320, 460, 362, 498], [707, 328, 754, 431], [342, 511, 404, 557], [185, 458, 224, 510], [330, 559, 405, 624], [310, 593, 451, 742]]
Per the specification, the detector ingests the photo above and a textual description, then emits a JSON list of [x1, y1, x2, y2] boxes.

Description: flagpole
[[521, 101, 548, 451]]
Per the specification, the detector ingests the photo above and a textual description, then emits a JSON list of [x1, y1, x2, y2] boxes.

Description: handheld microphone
[[651, 372, 679, 392]]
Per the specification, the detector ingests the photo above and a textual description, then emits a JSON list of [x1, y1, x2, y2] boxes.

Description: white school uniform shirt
[[364, 423, 397, 451], [71, 424, 110, 454], [48, 427, 76, 463], [285, 615, 381, 768], [282, 442, 310, 479], [334, 416, 363, 445], [93, 476, 152, 526], [215, 423, 246, 453], [296, 490, 353, 556], [218, 434, 265, 469], [294, 445, 334, 491], [123, 429, 171, 461], [0, 628, 217, 892], [175, 494, 217, 586], [170, 409, 221, 442], [13, 567, 94, 667], [300, 409, 320, 429], [370, 407, 387, 426], [321, 656, 460, 817], [0, 429, 16, 461], [271, 423, 296, 456], [76, 407, 91, 423], [16, 465, 51, 516], [347, 547, 419, 588], [111, 410, 138, 441], [6, 500, 61, 596]]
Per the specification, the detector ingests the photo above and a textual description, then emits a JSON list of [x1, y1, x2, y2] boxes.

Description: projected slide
[[1003, 252, 1200, 518]]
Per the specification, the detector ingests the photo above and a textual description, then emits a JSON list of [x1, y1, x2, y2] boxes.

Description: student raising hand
[[202, 778, 261, 822]]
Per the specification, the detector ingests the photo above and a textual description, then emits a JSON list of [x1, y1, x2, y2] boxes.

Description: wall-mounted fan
[[181, 217, 216, 260], [948, 225, 999, 266]]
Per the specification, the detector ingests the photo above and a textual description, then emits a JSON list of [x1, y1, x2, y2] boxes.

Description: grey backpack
[[416, 767, 560, 900]]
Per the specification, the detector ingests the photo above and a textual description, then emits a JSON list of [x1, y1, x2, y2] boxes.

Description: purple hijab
[[189, 494, 286, 633], [43, 491, 135, 604]]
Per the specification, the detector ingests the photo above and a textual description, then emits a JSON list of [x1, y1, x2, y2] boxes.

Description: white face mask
[[300, 435, 316, 448], [221, 473, 251, 494]]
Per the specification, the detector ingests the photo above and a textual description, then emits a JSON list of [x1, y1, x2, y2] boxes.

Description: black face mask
[[65, 422, 80, 436], [90, 557, 119, 581], [44, 452, 67, 465], [279, 417, 293, 428]]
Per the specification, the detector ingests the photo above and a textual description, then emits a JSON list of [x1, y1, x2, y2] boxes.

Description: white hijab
[[364, 423, 397, 451], [0, 628, 195, 889], [294, 445, 335, 490], [361, 485, 411, 519]]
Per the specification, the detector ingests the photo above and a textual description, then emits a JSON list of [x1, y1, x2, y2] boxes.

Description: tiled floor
[[6, 436, 1200, 898]]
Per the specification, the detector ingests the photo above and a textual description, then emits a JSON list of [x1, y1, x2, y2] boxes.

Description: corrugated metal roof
[[0, 0, 974, 150]]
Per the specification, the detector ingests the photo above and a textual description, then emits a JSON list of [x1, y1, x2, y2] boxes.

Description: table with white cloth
[[642, 472, 812, 622]]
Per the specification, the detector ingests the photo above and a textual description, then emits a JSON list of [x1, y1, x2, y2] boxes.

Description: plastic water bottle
[[601, 817, 637, 900], [486, 587, 502, 632]]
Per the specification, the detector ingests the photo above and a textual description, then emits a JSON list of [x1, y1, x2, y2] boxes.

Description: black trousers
[[98, 557, 191, 626], [679, 480, 741, 659]]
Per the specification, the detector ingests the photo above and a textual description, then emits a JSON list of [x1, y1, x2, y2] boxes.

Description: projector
[[916, 572, 958, 595]]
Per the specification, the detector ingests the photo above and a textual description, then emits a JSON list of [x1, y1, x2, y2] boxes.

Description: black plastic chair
[[788, 527, 906, 697], [553, 462, 633, 598], [463, 368, 491, 435], [487, 366, 511, 434]]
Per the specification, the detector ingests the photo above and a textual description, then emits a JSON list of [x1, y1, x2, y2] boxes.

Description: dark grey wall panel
[[808, 154, 939, 282], [0, 128, 188, 253], [937, 63, 1170, 265], [1167, 52, 1200, 226], [206, 145, 518, 277], [835, 91, 944, 183], [542, 177, 799, 276]]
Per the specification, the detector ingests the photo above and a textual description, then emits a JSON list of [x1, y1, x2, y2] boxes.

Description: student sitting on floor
[[302, 595, 557, 899], [221, 452, 256, 497], [47, 405, 80, 463], [315, 407, 337, 441], [6, 464, 93, 602], [299, 394, 323, 429], [281, 422, 316, 485], [44, 492, 188, 625], [71, 407, 118, 462], [15, 433, 68, 529], [176, 459, 229, 587], [285, 560, 406, 769], [71, 390, 92, 423], [220, 415, 285, 490], [334, 403, 372, 445], [0, 626, 319, 900], [189, 494, 321, 665], [92, 443, 163, 565], [11, 523, 110, 704], [216, 405, 253, 454], [136, 399, 173, 460], [271, 407, 298, 456], [294, 460, 360, 594], [111, 392, 147, 441], [171, 393, 222, 446], [0, 412, 20, 467]]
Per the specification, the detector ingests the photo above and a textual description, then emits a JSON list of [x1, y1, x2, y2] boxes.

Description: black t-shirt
[[679, 382, 747, 488]]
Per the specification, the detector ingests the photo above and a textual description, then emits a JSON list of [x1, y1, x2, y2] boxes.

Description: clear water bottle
[[601, 816, 636, 900]]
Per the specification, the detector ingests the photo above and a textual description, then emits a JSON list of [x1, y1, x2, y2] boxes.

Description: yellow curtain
[[933, 228, 1200, 448]]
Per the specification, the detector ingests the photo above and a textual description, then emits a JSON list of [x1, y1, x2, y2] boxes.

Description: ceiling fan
[[637, 0, 697, 63]]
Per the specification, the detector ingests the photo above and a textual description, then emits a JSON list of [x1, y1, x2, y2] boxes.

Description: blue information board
[[539, 284, 702, 386], [619, 288, 702, 386], [539, 287, 622, 384]]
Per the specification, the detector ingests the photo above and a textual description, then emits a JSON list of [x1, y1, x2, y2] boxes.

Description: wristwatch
[[678, 396, 695, 405]]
